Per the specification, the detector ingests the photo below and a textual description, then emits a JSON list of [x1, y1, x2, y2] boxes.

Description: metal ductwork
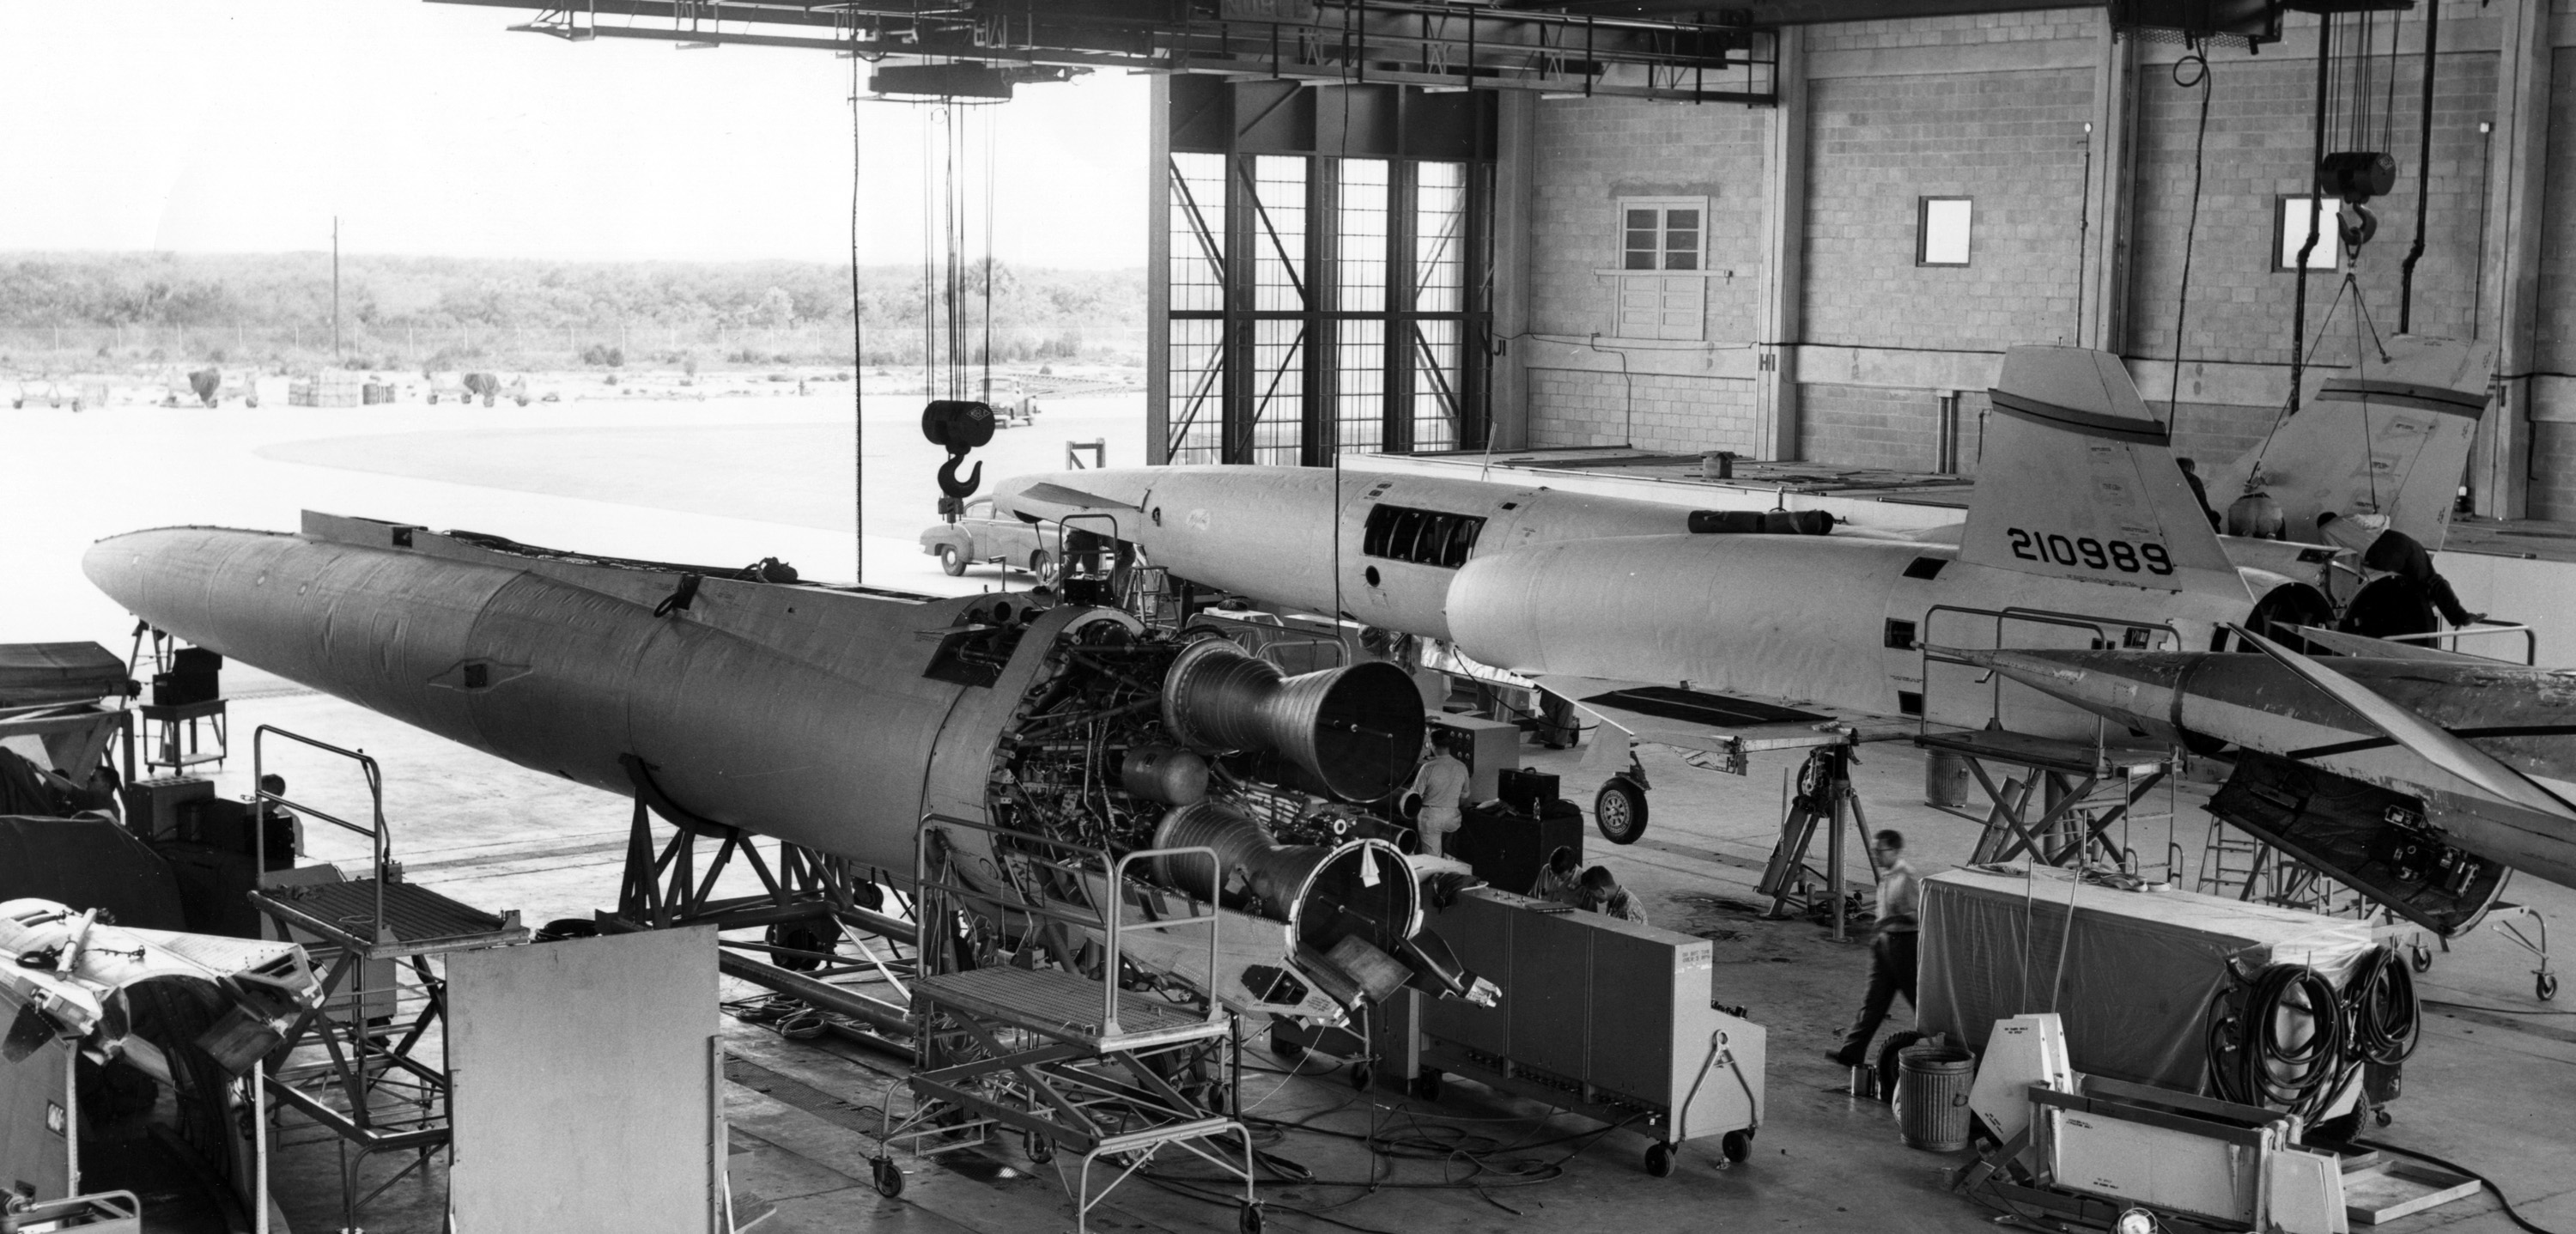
[[1159, 639, 1425, 802]]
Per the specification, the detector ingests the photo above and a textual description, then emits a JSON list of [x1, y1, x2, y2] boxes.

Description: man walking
[[1827, 830, 1920, 1067]]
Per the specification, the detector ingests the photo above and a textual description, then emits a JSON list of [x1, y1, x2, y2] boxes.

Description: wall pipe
[[2398, 0, 2439, 334], [2290, 16, 2333, 418]]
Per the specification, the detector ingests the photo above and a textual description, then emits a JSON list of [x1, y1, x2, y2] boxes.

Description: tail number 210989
[[2008, 528, 2172, 575]]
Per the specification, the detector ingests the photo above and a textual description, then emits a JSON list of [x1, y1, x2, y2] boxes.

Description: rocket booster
[[85, 512, 1468, 1018]]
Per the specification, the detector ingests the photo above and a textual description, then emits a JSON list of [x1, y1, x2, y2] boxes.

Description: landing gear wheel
[[1874, 1031, 1928, 1104], [1025, 1130, 1054, 1164], [938, 544, 966, 576], [872, 1157, 905, 1198], [1721, 1129, 1753, 1163], [1351, 1062, 1375, 1091], [1595, 776, 1649, 845], [1030, 550, 1057, 585], [1643, 1141, 1676, 1177], [2409, 944, 2433, 974], [1238, 1203, 1264, 1234], [1409, 1070, 1443, 1102], [2540, 972, 2559, 1001]]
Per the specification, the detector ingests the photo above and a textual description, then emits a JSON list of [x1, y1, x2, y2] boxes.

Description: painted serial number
[[2008, 528, 2172, 575]]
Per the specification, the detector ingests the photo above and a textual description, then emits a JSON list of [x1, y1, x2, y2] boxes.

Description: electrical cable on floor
[[2421, 998, 2576, 1017], [2352, 1139, 2570, 1234]]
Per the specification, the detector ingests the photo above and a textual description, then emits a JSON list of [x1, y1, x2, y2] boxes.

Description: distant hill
[[0, 252, 1143, 371]]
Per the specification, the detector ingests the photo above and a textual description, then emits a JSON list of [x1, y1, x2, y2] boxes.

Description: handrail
[[253, 725, 391, 945], [1917, 604, 2181, 741], [2380, 621, 2539, 666], [914, 813, 1223, 1040], [1050, 512, 1127, 581]]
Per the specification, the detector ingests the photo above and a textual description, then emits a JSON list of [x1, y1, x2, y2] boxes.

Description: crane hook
[[938, 452, 982, 500]]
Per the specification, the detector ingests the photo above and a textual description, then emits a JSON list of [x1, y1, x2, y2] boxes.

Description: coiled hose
[[2205, 945, 2419, 1122]]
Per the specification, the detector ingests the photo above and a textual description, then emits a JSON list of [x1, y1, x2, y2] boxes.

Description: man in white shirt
[[1407, 739, 1469, 858], [1827, 829, 1919, 1067]]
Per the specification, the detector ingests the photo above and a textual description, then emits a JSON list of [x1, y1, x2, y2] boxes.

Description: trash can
[[1893, 1044, 1975, 1151], [1924, 750, 1971, 808]]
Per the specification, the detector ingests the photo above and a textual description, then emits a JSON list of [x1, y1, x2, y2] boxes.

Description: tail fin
[[1959, 346, 2242, 597], [2201, 334, 2493, 550]]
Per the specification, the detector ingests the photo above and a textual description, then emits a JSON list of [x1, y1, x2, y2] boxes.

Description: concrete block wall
[[1527, 368, 1757, 452], [1511, 7, 2576, 521], [1801, 66, 2093, 350]]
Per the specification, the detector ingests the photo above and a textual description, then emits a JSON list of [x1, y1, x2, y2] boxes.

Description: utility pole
[[331, 217, 342, 362]]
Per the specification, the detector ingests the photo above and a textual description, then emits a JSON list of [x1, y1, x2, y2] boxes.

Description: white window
[[1918, 198, 1972, 267], [1610, 196, 1708, 341], [2275, 197, 2338, 271]]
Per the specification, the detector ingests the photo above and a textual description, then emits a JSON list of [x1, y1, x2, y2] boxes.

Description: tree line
[[0, 252, 1143, 334]]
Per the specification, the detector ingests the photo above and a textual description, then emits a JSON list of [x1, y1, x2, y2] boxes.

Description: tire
[[1721, 1129, 1753, 1163], [1643, 1141, 1676, 1177], [244, 397, 258, 408], [1350, 1062, 1374, 1091], [1025, 1130, 1054, 1164], [1030, 549, 1057, 585], [1595, 776, 1649, 845], [2541, 972, 2559, 1001], [938, 544, 967, 576], [872, 1158, 904, 1198], [1239, 1203, 1264, 1234]]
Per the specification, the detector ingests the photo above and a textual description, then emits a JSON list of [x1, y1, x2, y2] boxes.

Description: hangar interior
[[12, 3, 2576, 1234]]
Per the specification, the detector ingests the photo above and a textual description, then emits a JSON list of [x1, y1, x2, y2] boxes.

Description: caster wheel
[[1721, 1129, 1753, 1163], [1201, 1084, 1228, 1115], [1351, 1062, 1375, 1091], [2541, 972, 2559, 1002], [872, 1157, 905, 1198], [1025, 1130, 1054, 1164], [1238, 1203, 1264, 1234], [1643, 1141, 1676, 1177], [2373, 1109, 2393, 1128], [2409, 944, 2433, 974], [1595, 775, 1649, 845], [1409, 1070, 1443, 1102]]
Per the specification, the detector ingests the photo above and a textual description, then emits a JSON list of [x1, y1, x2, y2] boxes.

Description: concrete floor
[[218, 686, 2576, 1234], [15, 391, 2574, 1233]]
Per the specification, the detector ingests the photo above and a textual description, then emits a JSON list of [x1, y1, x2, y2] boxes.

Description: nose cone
[[84, 527, 222, 635]]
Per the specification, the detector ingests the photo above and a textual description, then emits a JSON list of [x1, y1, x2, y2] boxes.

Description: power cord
[[2352, 1139, 2571, 1234]]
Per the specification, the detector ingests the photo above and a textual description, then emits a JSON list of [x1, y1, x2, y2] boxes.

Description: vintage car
[[919, 496, 1059, 581]]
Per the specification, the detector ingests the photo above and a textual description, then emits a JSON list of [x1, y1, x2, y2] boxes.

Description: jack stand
[[1756, 742, 1876, 941]]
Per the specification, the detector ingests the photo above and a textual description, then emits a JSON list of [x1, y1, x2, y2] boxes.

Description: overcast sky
[[5, 1, 1149, 267]]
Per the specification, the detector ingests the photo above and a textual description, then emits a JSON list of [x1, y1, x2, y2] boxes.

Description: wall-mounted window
[[1917, 197, 1972, 267], [1621, 199, 1704, 271], [2274, 196, 2339, 271], [1361, 504, 1485, 568], [1609, 195, 1710, 341]]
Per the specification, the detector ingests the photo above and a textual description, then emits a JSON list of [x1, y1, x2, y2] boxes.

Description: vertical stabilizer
[[2202, 335, 2492, 550], [1960, 346, 2242, 598]]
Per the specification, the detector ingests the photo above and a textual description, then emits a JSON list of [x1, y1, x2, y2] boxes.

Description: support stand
[[1756, 743, 1874, 941]]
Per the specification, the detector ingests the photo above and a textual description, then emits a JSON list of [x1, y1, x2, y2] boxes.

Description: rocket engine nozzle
[[1159, 638, 1425, 802], [1150, 801, 1421, 963]]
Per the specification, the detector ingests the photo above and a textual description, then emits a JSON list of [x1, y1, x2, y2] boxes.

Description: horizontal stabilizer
[[1959, 347, 2240, 598]]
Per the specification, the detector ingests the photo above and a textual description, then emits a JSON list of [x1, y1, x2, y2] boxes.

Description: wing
[[1534, 673, 1915, 772]]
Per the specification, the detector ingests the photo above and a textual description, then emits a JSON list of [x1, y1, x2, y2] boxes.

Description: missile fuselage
[[1966, 646, 2576, 889], [85, 513, 1438, 1020]]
